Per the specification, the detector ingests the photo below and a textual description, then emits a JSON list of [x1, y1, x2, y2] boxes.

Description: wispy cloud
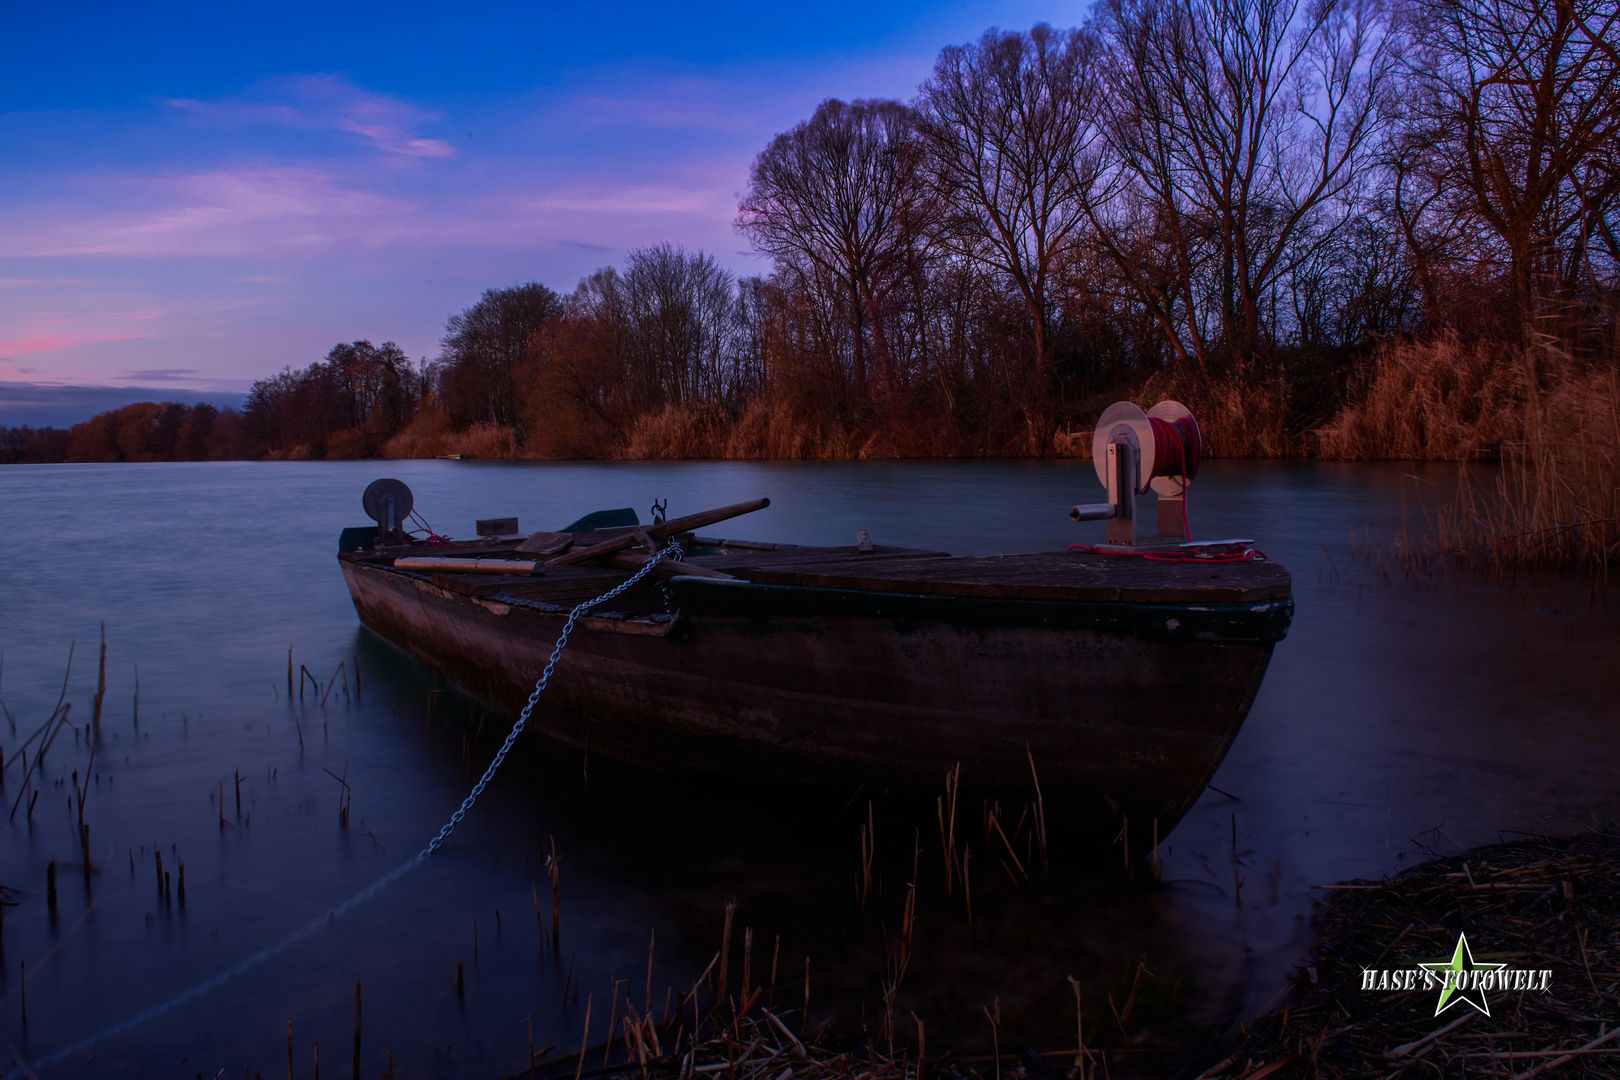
[[167, 74, 455, 158], [117, 368, 198, 381], [0, 167, 408, 259]]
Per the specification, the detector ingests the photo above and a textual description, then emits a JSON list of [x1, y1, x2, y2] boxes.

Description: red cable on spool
[[1146, 414, 1201, 483]]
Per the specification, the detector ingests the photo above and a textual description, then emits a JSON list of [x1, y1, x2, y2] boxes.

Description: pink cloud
[[168, 74, 455, 158], [0, 332, 148, 355]]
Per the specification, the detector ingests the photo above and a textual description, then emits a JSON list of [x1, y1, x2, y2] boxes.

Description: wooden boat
[[338, 501, 1292, 835]]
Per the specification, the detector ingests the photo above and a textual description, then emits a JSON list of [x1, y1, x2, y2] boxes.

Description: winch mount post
[[1157, 490, 1184, 538], [1105, 430, 1139, 545]]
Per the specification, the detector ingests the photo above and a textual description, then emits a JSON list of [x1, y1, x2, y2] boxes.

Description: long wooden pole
[[547, 499, 769, 567]]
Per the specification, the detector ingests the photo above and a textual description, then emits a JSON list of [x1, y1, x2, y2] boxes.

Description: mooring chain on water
[[419, 541, 681, 858], [4, 543, 685, 1080]]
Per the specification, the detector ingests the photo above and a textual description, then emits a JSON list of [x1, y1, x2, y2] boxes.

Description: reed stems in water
[[766, 936, 779, 1010], [715, 901, 735, 1009], [983, 999, 1001, 1080], [575, 994, 593, 1080], [1067, 975, 1089, 1080], [645, 929, 656, 1015], [549, 836, 561, 947], [352, 979, 361, 1080], [92, 623, 106, 742]]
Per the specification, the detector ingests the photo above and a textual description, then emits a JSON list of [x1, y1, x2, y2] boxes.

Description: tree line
[[0, 401, 253, 464], [13, 0, 1615, 464], [417, 0, 1615, 459]]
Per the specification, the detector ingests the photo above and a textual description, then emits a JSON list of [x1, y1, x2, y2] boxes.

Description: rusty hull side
[[341, 561, 1276, 828]]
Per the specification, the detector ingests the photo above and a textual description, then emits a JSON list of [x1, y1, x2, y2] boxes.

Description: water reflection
[[0, 459, 1614, 1078]]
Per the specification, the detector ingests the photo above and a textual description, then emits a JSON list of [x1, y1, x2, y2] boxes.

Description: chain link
[[416, 541, 684, 860]]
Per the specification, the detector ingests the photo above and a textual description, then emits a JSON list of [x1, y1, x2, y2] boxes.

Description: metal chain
[[417, 541, 683, 860]]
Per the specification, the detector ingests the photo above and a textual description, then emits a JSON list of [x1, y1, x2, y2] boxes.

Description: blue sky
[[0, 0, 1073, 425]]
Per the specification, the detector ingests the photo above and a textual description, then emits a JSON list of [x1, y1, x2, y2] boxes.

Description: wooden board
[[375, 542, 1288, 605], [742, 551, 1291, 603]]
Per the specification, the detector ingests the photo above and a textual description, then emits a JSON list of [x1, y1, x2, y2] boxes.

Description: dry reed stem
[[1318, 337, 1618, 570]]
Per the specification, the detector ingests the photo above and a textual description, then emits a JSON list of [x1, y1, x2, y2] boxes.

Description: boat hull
[[342, 560, 1287, 832]]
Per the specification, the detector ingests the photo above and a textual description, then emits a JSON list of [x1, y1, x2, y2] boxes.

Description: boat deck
[[343, 531, 1290, 619]]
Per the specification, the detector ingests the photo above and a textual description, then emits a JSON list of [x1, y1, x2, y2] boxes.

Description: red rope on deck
[[1066, 544, 1263, 564], [407, 510, 454, 547]]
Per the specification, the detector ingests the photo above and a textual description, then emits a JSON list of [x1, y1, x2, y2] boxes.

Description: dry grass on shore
[[513, 1008, 970, 1080], [1318, 337, 1620, 571], [1197, 831, 1620, 1080], [384, 415, 518, 459]]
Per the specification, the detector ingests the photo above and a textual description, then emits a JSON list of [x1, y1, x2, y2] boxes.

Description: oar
[[546, 498, 770, 567]]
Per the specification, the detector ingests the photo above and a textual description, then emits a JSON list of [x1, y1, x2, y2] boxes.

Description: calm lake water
[[1, 459, 1616, 1079]]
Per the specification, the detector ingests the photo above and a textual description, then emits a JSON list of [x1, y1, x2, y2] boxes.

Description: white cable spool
[[1091, 402, 1156, 492], [1145, 400, 1199, 496]]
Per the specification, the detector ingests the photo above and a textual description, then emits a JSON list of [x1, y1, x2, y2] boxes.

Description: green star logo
[[1419, 933, 1506, 1017]]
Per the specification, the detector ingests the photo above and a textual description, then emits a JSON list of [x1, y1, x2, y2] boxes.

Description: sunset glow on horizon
[[1, 0, 1064, 424]]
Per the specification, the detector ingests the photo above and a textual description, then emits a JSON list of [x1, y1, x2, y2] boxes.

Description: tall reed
[[1320, 335, 1619, 570]]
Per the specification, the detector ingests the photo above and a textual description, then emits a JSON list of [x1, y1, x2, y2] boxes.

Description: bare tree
[[737, 98, 931, 395], [439, 283, 564, 425], [1400, 0, 1620, 341], [1089, 0, 1396, 373], [620, 244, 739, 405], [917, 23, 1106, 447]]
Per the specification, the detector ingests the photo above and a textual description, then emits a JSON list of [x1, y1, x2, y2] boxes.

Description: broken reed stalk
[[646, 928, 656, 1015], [988, 807, 1028, 883], [767, 935, 780, 1010], [963, 845, 973, 924], [1152, 818, 1161, 882], [547, 836, 562, 947], [8, 700, 74, 822], [352, 979, 362, 1080], [92, 622, 106, 742], [573, 992, 592, 1080], [10, 705, 71, 822], [740, 928, 752, 1013], [1025, 744, 1048, 873], [1067, 975, 1089, 1080], [858, 799, 880, 909], [983, 999, 1002, 1080], [716, 900, 736, 1009]]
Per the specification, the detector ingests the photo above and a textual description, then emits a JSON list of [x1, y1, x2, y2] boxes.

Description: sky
[[0, 0, 1075, 427]]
